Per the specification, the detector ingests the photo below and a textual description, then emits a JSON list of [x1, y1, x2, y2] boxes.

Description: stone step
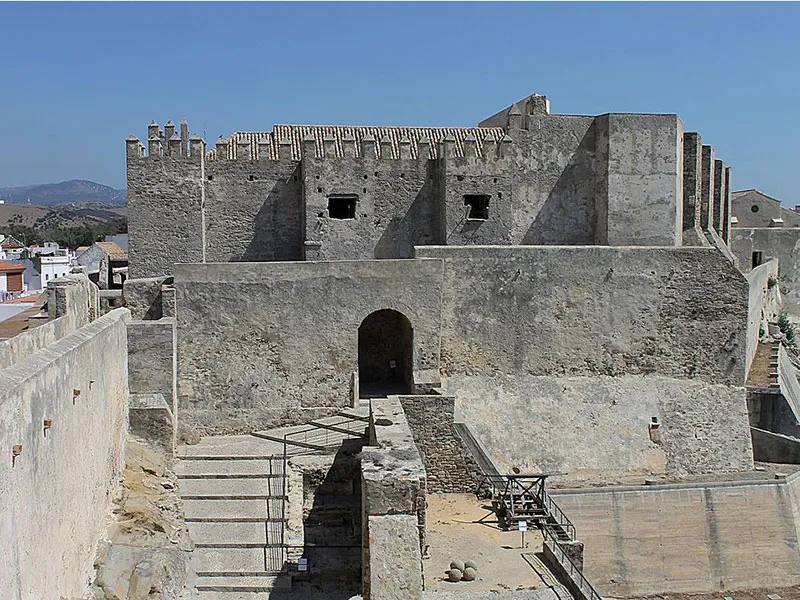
[[196, 573, 291, 592], [184, 498, 284, 520], [196, 592, 289, 600], [188, 522, 285, 546], [179, 477, 285, 498], [193, 547, 272, 573], [175, 459, 284, 477]]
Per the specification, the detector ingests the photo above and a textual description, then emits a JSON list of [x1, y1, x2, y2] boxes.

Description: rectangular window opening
[[752, 251, 763, 269], [328, 194, 358, 219], [464, 194, 490, 220]]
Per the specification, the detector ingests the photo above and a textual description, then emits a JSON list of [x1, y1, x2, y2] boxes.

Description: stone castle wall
[[173, 259, 444, 434], [173, 245, 752, 481], [397, 395, 483, 494], [126, 100, 733, 279], [552, 475, 800, 596], [0, 308, 129, 600]]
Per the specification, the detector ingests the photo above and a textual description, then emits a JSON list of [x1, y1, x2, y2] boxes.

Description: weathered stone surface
[[398, 395, 482, 494], [447, 374, 752, 485], [123, 276, 170, 320], [362, 399, 427, 600], [127, 318, 176, 398], [0, 309, 130, 600], [127, 155, 204, 278], [417, 245, 748, 386], [205, 159, 303, 263], [174, 260, 443, 433], [553, 477, 800, 596], [366, 515, 423, 600], [423, 590, 566, 600], [129, 393, 173, 451], [91, 437, 192, 600]]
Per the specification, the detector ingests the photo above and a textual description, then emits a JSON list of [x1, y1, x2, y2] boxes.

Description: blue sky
[[0, 2, 797, 202]]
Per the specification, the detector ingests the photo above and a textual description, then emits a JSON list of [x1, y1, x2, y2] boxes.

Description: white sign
[[518, 520, 528, 532]]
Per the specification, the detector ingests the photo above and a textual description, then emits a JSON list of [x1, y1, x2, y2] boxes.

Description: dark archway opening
[[358, 309, 413, 398]]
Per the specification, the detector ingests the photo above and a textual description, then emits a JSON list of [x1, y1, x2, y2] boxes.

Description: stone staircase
[[176, 454, 290, 599], [176, 409, 369, 599], [770, 341, 781, 389]]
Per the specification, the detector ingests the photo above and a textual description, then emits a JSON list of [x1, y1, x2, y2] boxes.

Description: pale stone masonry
[[126, 93, 734, 278]]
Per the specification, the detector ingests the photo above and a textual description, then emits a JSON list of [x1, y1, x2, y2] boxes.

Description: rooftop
[[95, 241, 128, 261], [210, 124, 507, 161]]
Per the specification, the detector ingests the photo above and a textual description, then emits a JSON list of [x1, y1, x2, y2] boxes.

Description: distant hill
[[0, 180, 126, 206]]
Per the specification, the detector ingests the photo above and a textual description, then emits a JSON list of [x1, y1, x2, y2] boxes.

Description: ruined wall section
[[174, 260, 444, 434], [0, 309, 129, 600], [126, 130, 205, 278], [204, 138, 303, 262], [0, 274, 98, 369], [303, 136, 443, 260]]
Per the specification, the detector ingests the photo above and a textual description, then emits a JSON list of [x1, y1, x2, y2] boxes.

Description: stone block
[[366, 515, 423, 600], [129, 393, 173, 451]]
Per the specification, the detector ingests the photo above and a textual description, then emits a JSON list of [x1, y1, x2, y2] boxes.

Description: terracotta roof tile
[[209, 125, 506, 161], [95, 242, 128, 261]]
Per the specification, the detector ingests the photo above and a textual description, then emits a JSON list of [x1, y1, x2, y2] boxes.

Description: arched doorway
[[358, 309, 413, 398]]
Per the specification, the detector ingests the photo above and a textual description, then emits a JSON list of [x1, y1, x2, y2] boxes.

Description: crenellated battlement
[[127, 118, 205, 161], [128, 119, 515, 163], [206, 125, 510, 162]]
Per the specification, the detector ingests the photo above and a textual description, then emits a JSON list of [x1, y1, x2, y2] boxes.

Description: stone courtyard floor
[[424, 493, 558, 593]]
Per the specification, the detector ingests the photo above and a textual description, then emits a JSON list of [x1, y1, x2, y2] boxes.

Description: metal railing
[[263, 454, 288, 573], [543, 526, 602, 600], [281, 416, 368, 454], [541, 488, 576, 541]]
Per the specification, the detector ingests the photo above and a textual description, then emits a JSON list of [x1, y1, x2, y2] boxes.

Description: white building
[[38, 252, 72, 286]]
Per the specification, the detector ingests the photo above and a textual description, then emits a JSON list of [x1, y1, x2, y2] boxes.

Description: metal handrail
[[543, 526, 602, 600], [283, 417, 366, 451], [541, 489, 576, 540]]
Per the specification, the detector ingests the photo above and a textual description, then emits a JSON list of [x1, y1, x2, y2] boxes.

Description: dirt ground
[[424, 493, 552, 593]]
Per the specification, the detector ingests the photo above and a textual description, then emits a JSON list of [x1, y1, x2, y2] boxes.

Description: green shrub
[[779, 312, 797, 349]]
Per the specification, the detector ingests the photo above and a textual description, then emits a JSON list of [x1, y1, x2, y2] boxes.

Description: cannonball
[[462, 567, 477, 581], [449, 560, 465, 572], [464, 559, 478, 571], [448, 568, 463, 582]]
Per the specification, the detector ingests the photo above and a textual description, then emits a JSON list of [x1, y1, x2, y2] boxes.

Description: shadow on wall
[[522, 122, 597, 245], [241, 164, 304, 261], [374, 162, 444, 259], [302, 440, 364, 599]]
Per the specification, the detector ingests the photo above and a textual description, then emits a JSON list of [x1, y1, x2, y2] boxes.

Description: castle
[[5, 92, 800, 600]]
